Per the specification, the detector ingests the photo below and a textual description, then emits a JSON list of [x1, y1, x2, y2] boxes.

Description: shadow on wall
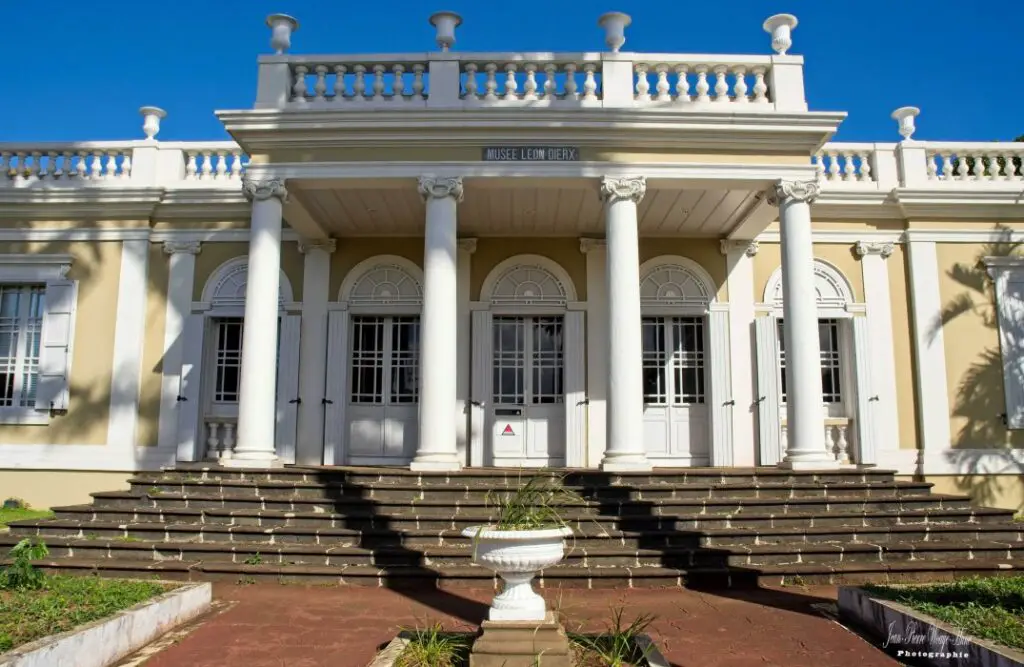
[[930, 224, 1024, 509]]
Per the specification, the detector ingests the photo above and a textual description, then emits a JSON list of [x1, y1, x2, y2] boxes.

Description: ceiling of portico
[[288, 179, 764, 238]]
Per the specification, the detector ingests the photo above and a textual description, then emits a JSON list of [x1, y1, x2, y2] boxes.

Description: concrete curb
[[0, 581, 212, 667], [366, 632, 670, 667], [838, 586, 1024, 667]]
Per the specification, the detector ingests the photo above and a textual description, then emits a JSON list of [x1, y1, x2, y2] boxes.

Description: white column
[[156, 241, 201, 452], [599, 176, 651, 472], [231, 177, 287, 468], [295, 238, 336, 465], [768, 180, 838, 470], [721, 239, 758, 466], [855, 241, 900, 462], [455, 238, 477, 465], [411, 176, 463, 471], [581, 238, 608, 468]]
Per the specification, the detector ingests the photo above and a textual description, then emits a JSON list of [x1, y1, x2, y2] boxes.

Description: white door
[[776, 318, 848, 419], [641, 316, 709, 465], [487, 316, 566, 467], [346, 315, 420, 463]]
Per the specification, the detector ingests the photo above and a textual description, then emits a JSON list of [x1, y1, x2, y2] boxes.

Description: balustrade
[[632, 59, 772, 106], [925, 144, 1024, 182], [288, 58, 430, 105], [0, 146, 132, 184], [460, 58, 602, 104], [204, 418, 238, 462], [813, 145, 877, 183], [780, 418, 854, 466], [182, 147, 247, 181]]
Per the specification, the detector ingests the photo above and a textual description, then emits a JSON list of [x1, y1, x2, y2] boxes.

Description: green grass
[[864, 576, 1024, 650], [0, 575, 169, 652], [0, 508, 53, 529], [395, 624, 470, 667]]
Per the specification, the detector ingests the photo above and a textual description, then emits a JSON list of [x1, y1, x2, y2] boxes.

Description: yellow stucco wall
[[137, 244, 169, 448], [639, 238, 728, 301], [0, 241, 122, 445], [330, 238, 424, 299], [471, 238, 587, 302], [0, 471, 130, 509], [918, 475, 1024, 512], [887, 245, 920, 450], [753, 242, 865, 304], [935, 242, 1024, 448], [192, 242, 304, 302]]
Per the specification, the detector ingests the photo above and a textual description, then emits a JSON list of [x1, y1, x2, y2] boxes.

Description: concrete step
[[125, 478, 932, 502]]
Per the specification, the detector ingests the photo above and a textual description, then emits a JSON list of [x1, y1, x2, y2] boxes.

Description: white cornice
[[0, 187, 164, 220], [0, 253, 74, 281], [895, 187, 1024, 219], [903, 229, 1024, 243], [0, 228, 151, 241], [755, 229, 905, 244], [153, 189, 251, 221]]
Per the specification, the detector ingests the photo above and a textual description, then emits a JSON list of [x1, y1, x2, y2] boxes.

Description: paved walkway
[[139, 584, 900, 667]]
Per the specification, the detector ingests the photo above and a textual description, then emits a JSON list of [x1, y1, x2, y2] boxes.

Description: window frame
[[0, 284, 46, 421], [776, 316, 852, 417], [641, 315, 707, 407]]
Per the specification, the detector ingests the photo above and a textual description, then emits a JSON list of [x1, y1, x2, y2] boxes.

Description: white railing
[[814, 144, 877, 183], [1, 144, 134, 183], [460, 55, 603, 105], [925, 143, 1024, 182], [780, 418, 855, 466], [204, 417, 237, 461], [287, 55, 431, 106], [176, 143, 248, 182], [632, 56, 773, 106]]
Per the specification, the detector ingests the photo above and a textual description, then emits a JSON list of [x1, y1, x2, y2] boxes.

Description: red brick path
[[141, 584, 900, 667]]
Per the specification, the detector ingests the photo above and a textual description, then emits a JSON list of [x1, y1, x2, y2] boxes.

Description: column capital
[[162, 241, 201, 256], [579, 237, 607, 254], [418, 176, 464, 203], [242, 176, 289, 203], [298, 238, 337, 254], [766, 179, 820, 207], [457, 237, 478, 254], [720, 239, 759, 257], [599, 176, 647, 204], [854, 241, 894, 259]]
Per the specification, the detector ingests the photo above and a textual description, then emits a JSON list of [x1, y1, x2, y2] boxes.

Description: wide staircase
[[4, 465, 1024, 588]]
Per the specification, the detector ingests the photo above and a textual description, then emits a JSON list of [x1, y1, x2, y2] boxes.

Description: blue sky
[[5, 0, 1022, 143]]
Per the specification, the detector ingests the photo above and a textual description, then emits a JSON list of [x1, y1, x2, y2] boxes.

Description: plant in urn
[[463, 476, 576, 622]]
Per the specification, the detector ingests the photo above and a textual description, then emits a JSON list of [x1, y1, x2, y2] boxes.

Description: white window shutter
[[275, 315, 302, 463], [175, 315, 206, 462], [469, 310, 492, 467], [35, 280, 77, 413], [754, 316, 782, 465], [851, 317, 877, 464], [707, 309, 733, 466], [323, 310, 350, 465], [995, 271, 1024, 429], [563, 310, 586, 468]]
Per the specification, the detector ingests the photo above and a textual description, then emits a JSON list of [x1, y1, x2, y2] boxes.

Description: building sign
[[482, 146, 580, 162]]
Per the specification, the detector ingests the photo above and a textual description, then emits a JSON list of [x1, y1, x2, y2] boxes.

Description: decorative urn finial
[[139, 106, 166, 141], [266, 14, 299, 54], [429, 11, 463, 51], [891, 106, 921, 141], [598, 12, 632, 53], [763, 14, 798, 55]]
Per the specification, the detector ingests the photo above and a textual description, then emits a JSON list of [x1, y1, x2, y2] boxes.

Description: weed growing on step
[[568, 607, 656, 667], [243, 553, 263, 565], [236, 576, 256, 586], [394, 623, 470, 667], [0, 539, 48, 591]]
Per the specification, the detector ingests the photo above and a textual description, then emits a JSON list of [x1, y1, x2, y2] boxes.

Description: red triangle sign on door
[[501, 424, 515, 436]]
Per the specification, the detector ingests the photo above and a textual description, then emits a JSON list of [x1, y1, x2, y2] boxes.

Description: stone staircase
[[5, 465, 1024, 588]]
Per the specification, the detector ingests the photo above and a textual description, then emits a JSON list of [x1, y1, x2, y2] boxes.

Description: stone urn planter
[[462, 525, 573, 622]]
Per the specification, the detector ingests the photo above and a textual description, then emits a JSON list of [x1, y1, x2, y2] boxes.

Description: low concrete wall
[[0, 581, 212, 667], [838, 586, 1024, 667]]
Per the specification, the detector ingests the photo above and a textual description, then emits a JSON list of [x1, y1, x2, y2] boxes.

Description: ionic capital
[[766, 179, 820, 207], [719, 239, 759, 257], [162, 241, 201, 256], [457, 238, 478, 254], [854, 241, 894, 259], [298, 238, 337, 254], [599, 176, 647, 204], [242, 176, 288, 203], [418, 176, 464, 203], [579, 238, 607, 254]]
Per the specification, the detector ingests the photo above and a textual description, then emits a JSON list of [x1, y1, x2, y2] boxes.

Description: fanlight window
[[640, 265, 711, 307], [207, 261, 291, 308], [768, 262, 853, 309], [348, 264, 422, 307], [490, 266, 567, 306]]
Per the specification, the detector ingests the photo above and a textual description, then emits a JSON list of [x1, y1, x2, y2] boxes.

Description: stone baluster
[[292, 65, 308, 103], [926, 151, 938, 180], [814, 153, 826, 181], [313, 65, 328, 101], [75, 152, 87, 179], [1003, 152, 1019, 180], [751, 67, 768, 103], [483, 64, 498, 100], [842, 152, 856, 181], [392, 64, 406, 98], [957, 153, 971, 180], [34, 152, 47, 180], [582, 64, 598, 100], [214, 152, 227, 180], [222, 422, 237, 458], [231, 152, 243, 180], [860, 152, 873, 182], [733, 67, 749, 103], [634, 64, 650, 101], [120, 152, 132, 179], [463, 63, 478, 99], [674, 65, 690, 103], [201, 152, 214, 180], [353, 65, 367, 101], [206, 422, 221, 460], [694, 66, 710, 103], [53, 152, 67, 180], [655, 65, 670, 101], [564, 63, 579, 99], [185, 153, 198, 180], [825, 424, 835, 460], [835, 423, 851, 464], [333, 65, 347, 100], [989, 152, 1003, 180], [523, 64, 538, 100], [826, 150, 840, 181], [371, 65, 385, 101], [503, 64, 519, 100], [412, 64, 425, 100], [91, 151, 103, 180], [543, 64, 557, 100], [713, 65, 729, 102]]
